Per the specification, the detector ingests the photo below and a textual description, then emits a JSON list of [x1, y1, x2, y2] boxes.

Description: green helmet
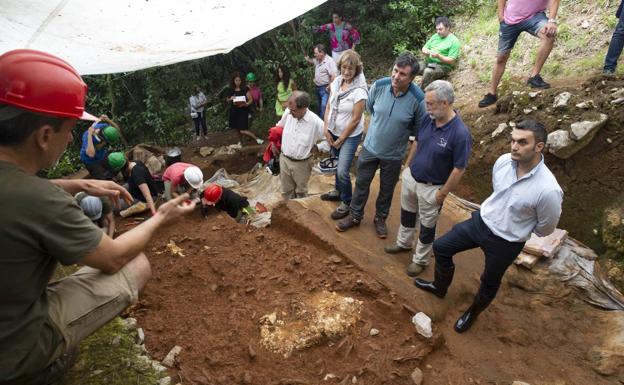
[[245, 72, 256, 82], [107, 152, 127, 171], [101, 125, 120, 145]]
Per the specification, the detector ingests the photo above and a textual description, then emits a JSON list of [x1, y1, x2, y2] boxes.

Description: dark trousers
[[349, 146, 402, 221], [433, 210, 525, 301], [193, 111, 207, 136], [85, 160, 114, 180], [315, 85, 329, 120], [605, 12, 624, 72]]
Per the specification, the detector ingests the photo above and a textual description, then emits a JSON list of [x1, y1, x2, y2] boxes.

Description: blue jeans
[[349, 146, 402, 221], [498, 12, 548, 54], [316, 85, 329, 120], [605, 13, 624, 72], [330, 132, 362, 204], [433, 210, 525, 301]]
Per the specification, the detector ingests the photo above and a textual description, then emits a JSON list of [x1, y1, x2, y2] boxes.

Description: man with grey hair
[[275, 90, 324, 198], [336, 52, 425, 238], [384, 80, 472, 277]]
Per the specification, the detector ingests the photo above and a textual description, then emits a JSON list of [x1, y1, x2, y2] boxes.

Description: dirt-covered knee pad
[[400, 209, 417, 228], [419, 223, 436, 244]]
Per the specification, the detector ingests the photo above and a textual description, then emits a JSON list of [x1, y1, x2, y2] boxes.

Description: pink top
[[162, 162, 193, 186], [504, 0, 548, 25], [248, 85, 263, 107]]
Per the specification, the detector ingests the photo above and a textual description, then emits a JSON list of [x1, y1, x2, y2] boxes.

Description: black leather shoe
[[413, 263, 454, 298], [454, 292, 492, 333], [414, 278, 446, 298]]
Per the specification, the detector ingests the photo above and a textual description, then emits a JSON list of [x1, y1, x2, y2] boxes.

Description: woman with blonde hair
[[320, 49, 368, 220]]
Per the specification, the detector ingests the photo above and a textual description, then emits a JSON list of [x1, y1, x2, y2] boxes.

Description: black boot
[[414, 263, 454, 299], [454, 292, 492, 333]]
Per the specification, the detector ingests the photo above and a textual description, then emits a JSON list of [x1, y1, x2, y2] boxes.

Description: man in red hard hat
[[201, 183, 253, 220], [0, 49, 196, 385]]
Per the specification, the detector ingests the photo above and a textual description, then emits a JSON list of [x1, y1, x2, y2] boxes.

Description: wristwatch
[[548, 18, 557, 24]]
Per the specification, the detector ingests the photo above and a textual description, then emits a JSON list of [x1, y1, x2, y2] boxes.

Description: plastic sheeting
[[0, 0, 326, 75]]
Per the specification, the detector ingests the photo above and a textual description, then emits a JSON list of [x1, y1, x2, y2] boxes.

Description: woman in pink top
[[313, 11, 361, 62], [162, 162, 204, 200]]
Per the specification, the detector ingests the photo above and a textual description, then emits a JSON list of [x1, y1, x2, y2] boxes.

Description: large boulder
[[547, 113, 608, 159]]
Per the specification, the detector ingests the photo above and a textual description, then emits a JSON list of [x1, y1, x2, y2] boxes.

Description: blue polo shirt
[[79, 130, 107, 165], [363, 78, 425, 160], [409, 112, 472, 185]]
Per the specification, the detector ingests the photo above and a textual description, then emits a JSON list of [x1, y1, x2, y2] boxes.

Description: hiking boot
[[29, 348, 79, 385], [478, 93, 497, 108], [373, 216, 388, 239], [384, 244, 412, 254], [406, 262, 426, 277], [336, 214, 360, 232], [330, 202, 350, 220], [321, 190, 341, 201], [527, 74, 550, 89], [603, 69, 616, 77]]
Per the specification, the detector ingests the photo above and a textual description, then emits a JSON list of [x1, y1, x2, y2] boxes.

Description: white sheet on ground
[[1, 0, 326, 75]]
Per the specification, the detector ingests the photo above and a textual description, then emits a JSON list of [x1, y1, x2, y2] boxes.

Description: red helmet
[[203, 184, 223, 205], [0, 49, 96, 121]]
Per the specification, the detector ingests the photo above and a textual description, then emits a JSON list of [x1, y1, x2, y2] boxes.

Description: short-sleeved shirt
[[364, 77, 425, 160], [0, 161, 103, 380], [409, 113, 472, 185], [75, 192, 113, 221], [79, 130, 107, 165], [423, 33, 461, 69], [216, 188, 250, 219], [278, 108, 325, 160], [327, 74, 368, 137], [248, 85, 263, 108], [189, 92, 207, 113], [128, 161, 158, 201], [313, 56, 338, 86], [162, 162, 194, 187], [504, 0, 548, 25]]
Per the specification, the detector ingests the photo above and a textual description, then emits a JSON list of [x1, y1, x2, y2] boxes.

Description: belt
[[315, 84, 329, 88], [414, 179, 438, 186], [282, 154, 311, 162]]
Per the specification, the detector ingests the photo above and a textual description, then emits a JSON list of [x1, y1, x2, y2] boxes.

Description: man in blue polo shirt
[[384, 80, 471, 277], [335, 52, 425, 238], [415, 119, 562, 333]]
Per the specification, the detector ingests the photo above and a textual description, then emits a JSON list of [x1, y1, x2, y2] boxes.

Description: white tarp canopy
[[0, 0, 326, 75]]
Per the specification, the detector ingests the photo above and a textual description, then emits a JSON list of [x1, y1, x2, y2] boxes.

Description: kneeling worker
[[201, 183, 254, 221], [107, 152, 159, 216], [75, 193, 116, 237], [162, 162, 204, 200]]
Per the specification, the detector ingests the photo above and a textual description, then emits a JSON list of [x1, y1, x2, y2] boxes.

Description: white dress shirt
[[278, 108, 324, 160], [189, 92, 207, 113], [480, 153, 563, 242]]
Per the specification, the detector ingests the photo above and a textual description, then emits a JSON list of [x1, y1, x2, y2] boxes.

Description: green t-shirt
[[423, 33, 461, 69], [0, 161, 103, 381]]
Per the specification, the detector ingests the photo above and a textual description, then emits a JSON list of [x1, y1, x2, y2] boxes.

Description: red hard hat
[[203, 184, 223, 205], [0, 49, 97, 121]]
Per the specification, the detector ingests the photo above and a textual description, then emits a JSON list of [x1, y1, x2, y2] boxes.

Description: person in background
[[312, 11, 361, 62], [80, 115, 121, 180], [415, 119, 562, 333], [246, 72, 264, 111], [478, 0, 560, 108], [201, 183, 254, 220], [304, 44, 338, 120], [275, 91, 325, 199], [603, 0, 624, 76], [418, 16, 461, 89], [275, 64, 297, 117], [336, 52, 426, 239], [162, 162, 204, 201], [320, 49, 368, 221], [189, 85, 208, 141], [227, 72, 263, 145], [75, 193, 116, 237], [107, 152, 158, 216]]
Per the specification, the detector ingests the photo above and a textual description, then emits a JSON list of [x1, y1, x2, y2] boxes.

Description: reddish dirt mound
[[130, 212, 440, 385]]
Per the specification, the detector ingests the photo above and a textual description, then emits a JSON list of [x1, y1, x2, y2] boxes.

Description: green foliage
[[45, 148, 81, 179]]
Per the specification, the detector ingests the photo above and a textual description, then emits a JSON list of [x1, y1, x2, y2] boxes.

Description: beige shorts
[[44, 264, 139, 365]]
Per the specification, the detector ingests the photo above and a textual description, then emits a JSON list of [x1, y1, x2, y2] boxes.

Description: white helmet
[[80, 196, 103, 221], [184, 166, 204, 189]]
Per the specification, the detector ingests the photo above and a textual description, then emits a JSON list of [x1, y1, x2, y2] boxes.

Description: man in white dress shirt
[[276, 91, 324, 199], [414, 119, 563, 333]]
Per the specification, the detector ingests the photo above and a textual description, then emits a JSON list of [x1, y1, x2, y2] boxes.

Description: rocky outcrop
[[547, 113, 608, 159]]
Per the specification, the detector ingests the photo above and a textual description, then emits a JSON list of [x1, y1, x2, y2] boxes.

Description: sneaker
[[373, 216, 388, 239], [478, 93, 497, 108], [336, 214, 360, 232], [320, 190, 341, 201], [406, 262, 426, 277], [330, 202, 350, 220], [603, 69, 616, 77], [256, 138, 264, 145], [527, 74, 550, 89], [384, 244, 412, 254]]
